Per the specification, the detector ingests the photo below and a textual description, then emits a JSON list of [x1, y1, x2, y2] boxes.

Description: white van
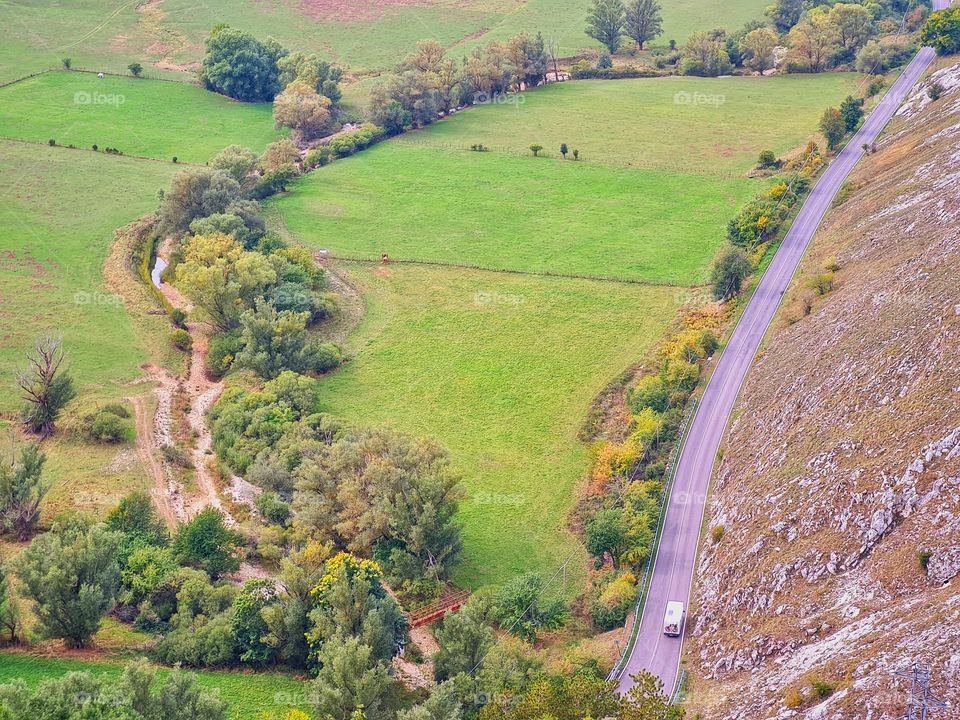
[[663, 601, 685, 636]]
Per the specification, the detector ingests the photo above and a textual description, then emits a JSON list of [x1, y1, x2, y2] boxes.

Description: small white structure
[[663, 601, 685, 636]]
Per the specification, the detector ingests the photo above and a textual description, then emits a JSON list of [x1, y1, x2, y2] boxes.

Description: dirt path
[[152, 242, 237, 526], [129, 373, 181, 526]]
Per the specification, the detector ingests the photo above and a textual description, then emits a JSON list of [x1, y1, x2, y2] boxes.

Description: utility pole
[[894, 663, 946, 720]]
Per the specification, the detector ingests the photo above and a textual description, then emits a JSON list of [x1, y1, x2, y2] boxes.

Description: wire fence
[[323, 253, 703, 288]]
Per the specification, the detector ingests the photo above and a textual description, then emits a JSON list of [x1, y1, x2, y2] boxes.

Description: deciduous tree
[[173, 508, 244, 579], [17, 334, 75, 438], [711, 246, 752, 300], [624, 0, 663, 51], [273, 81, 334, 141], [788, 13, 839, 72], [820, 105, 846, 149], [199, 25, 287, 101], [14, 516, 120, 647], [921, 7, 960, 55], [310, 636, 392, 720], [828, 3, 875, 53], [740, 27, 779, 72], [586, 0, 626, 54]]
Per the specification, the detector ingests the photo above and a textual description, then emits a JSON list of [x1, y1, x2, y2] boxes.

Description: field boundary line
[[0, 69, 55, 90], [318, 253, 708, 289], [0, 135, 202, 166]]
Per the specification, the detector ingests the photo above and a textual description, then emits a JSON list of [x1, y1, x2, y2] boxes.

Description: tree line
[[584, 0, 935, 77]]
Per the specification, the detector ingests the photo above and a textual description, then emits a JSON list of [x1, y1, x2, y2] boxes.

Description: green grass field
[[276, 75, 860, 283], [0, 652, 311, 720], [0, 0, 770, 84], [271, 73, 864, 584], [308, 263, 683, 588], [399, 74, 864, 174], [0, 72, 279, 163], [275, 141, 751, 283], [0, 139, 176, 412]]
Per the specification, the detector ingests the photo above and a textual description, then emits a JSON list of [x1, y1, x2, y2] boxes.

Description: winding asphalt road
[[614, 4, 950, 695]]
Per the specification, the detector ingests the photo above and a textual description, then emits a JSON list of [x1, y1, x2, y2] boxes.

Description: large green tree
[[711, 246, 752, 300], [306, 553, 406, 667], [14, 516, 120, 647], [587, 0, 626, 54], [175, 232, 276, 331], [173, 508, 244, 579], [199, 25, 287, 101], [233, 300, 340, 379], [156, 169, 243, 238], [624, 0, 663, 51], [294, 427, 465, 584], [310, 636, 392, 720], [433, 595, 496, 681]]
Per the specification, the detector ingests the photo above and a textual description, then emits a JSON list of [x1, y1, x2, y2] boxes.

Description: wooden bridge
[[407, 589, 471, 627]]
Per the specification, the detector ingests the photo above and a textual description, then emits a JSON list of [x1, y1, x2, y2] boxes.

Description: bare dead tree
[[16, 334, 75, 438]]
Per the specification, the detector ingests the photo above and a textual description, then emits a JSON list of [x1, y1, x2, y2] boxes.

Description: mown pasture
[[0, 72, 278, 163], [306, 263, 685, 588], [275, 142, 753, 284]]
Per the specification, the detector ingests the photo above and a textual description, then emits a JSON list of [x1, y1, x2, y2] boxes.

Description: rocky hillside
[[687, 59, 960, 720]]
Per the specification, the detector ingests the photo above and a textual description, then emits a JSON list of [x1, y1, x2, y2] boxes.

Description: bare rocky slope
[[686, 60, 960, 719]]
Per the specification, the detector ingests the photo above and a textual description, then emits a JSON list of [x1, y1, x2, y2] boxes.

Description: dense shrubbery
[[170, 230, 339, 378], [921, 6, 960, 55]]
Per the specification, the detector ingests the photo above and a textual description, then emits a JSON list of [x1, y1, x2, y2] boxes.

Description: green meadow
[[398, 74, 864, 174], [275, 142, 752, 283], [271, 72, 863, 583], [0, 652, 311, 720], [0, 139, 176, 412], [0, 72, 279, 163], [310, 263, 684, 588], [0, 0, 770, 83]]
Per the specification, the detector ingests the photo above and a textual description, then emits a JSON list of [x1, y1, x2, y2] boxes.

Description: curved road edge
[[614, 4, 951, 696]]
